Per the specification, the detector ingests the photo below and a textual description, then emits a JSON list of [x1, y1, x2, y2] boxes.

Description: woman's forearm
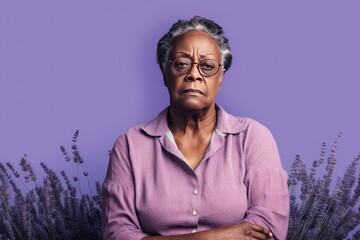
[[142, 222, 273, 240], [142, 230, 211, 240]]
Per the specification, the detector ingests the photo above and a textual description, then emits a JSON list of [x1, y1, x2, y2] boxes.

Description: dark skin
[[164, 30, 223, 170], [142, 31, 273, 240]]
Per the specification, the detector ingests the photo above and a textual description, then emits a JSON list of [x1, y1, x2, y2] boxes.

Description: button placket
[[191, 186, 200, 217], [189, 177, 200, 233]]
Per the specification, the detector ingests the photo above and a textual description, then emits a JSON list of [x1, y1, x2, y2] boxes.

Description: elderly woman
[[102, 16, 289, 240]]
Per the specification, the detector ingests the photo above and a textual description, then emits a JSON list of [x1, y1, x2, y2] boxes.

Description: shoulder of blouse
[[111, 104, 277, 161], [117, 104, 271, 139]]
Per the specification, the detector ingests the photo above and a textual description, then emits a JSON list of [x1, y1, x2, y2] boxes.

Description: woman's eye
[[201, 63, 215, 70], [175, 62, 189, 68]]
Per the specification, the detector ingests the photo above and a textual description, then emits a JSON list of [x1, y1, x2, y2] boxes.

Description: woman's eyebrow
[[173, 52, 216, 58], [173, 52, 191, 57], [200, 53, 215, 58]]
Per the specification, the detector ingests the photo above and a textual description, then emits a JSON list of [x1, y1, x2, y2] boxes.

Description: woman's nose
[[186, 63, 203, 82]]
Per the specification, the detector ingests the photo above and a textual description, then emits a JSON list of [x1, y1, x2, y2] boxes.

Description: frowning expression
[[164, 30, 225, 111]]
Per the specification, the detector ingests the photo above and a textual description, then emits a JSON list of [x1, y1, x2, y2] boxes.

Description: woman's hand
[[209, 222, 273, 240]]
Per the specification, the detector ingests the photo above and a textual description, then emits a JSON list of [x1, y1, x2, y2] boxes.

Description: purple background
[[1, 1, 360, 184]]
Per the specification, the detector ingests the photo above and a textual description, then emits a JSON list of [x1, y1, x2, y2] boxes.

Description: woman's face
[[164, 30, 225, 112]]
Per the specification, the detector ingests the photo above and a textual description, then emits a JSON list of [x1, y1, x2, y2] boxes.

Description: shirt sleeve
[[102, 134, 149, 240], [241, 121, 290, 240]]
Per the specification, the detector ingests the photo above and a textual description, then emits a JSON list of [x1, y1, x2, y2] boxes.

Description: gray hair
[[157, 16, 232, 72]]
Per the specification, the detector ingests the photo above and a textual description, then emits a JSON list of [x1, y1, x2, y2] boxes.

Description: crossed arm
[[142, 222, 273, 240]]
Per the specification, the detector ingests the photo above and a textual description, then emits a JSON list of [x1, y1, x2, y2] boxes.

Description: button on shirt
[[102, 105, 290, 240]]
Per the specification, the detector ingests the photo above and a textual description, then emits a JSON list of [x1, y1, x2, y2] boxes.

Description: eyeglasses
[[169, 57, 223, 77]]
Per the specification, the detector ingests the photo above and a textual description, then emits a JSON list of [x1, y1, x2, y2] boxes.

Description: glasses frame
[[168, 57, 224, 77]]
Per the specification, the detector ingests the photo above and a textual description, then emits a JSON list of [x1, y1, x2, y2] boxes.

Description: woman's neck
[[168, 104, 217, 136]]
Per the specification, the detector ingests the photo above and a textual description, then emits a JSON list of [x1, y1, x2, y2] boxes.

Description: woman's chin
[[173, 99, 213, 112]]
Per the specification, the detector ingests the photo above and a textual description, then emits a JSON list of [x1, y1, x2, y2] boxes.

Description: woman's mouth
[[182, 89, 205, 96]]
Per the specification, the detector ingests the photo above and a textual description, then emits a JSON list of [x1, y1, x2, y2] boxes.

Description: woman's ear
[[219, 70, 225, 87]]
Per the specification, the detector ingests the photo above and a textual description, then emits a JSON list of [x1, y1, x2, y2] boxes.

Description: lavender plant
[[0, 131, 102, 240], [287, 133, 360, 240]]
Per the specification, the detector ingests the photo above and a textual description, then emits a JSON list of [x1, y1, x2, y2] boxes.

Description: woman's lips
[[182, 89, 204, 96]]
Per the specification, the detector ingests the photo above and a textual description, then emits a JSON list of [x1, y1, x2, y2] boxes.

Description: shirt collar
[[141, 104, 244, 137]]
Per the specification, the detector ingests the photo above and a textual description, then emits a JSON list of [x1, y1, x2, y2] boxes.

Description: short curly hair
[[157, 16, 232, 72]]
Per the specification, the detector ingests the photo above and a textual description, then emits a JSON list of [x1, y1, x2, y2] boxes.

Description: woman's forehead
[[170, 31, 221, 58]]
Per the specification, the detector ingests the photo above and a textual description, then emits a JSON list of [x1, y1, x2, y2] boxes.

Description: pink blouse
[[102, 105, 289, 240]]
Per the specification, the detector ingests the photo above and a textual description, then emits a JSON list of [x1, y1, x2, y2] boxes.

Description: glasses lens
[[171, 58, 220, 77], [199, 59, 219, 77], [172, 58, 191, 74]]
